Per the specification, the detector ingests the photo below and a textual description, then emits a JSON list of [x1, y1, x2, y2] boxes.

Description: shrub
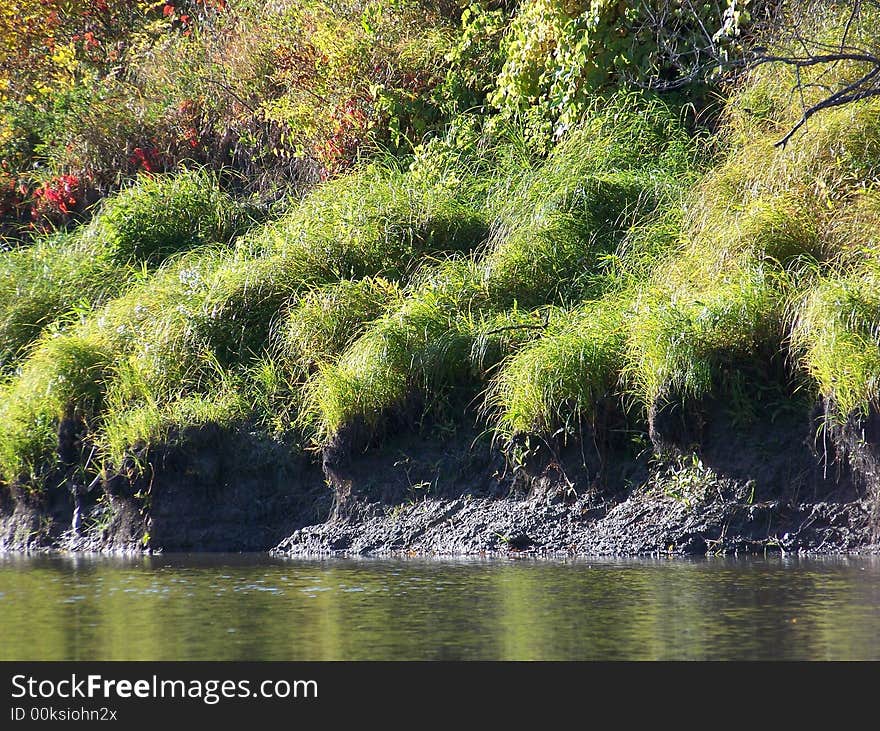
[[491, 0, 750, 136]]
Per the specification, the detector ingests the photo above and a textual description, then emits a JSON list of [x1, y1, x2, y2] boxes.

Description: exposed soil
[[1, 423, 330, 554], [1, 394, 879, 557], [275, 398, 874, 557]]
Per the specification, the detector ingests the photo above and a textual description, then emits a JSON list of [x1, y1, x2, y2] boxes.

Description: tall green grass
[[302, 95, 698, 443], [278, 277, 404, 374], [10, 26, 880, 494], [624, 268, 784, 407], [791, 258, 880, 419], [0, 170, 252, 373], [0, 326, 115, 486], [488, 297, 629, 438], [0, 156, 492, 487], [301, 276, 544, 442], [100, 386, 249, 471], [250, 163, 489, 277], [0, 233, 123, 370], [300, 261, 485, 440], [483, 170, 678, 307], [85, 168, 245, 266]]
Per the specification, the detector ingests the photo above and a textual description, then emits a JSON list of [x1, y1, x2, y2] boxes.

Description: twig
[[774, 64, 880, 147]]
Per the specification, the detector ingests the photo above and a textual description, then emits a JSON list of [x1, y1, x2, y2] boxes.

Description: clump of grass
[[483, 170, 677, 307], [790, 258, 880, 419], [0, 232, 124, 370], [713, 193, 822, 267], [823, 188, 880, 267], [0, 170, 257, 372], [589, 208, 685, 293], [674, 190, 824, 289], [300, 267, 480, 441], [85, 168, 243, 266], [481, 96, 696, 306], [488, 297, 629, 438], [709, 30, 880, 209], [0, 327, 115, 487], [241, 278, 405, 438], [301, 262, 544, 442], [279, 277, 403, 374], [250, 163, 489, 280], [625, 268, 783, 408]]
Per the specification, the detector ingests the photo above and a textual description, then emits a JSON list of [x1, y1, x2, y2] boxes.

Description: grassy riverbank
[[1, 3, 880, 544]]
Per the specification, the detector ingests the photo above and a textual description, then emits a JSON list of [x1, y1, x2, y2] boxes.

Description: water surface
[[1, 554, 878, 660]]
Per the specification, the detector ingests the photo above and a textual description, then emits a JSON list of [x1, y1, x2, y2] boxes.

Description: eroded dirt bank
[[2, 398, 879, 556], [0, 424, 330, 554]]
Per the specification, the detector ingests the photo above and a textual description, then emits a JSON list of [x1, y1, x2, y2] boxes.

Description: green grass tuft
[[250, 163, 489, 280], [85, 168, 243, 266], [279, 277, 403, 374], [625, 268, 784, 407], [791, 257, 880, 419], [0, 232, 124, 370], [300, 263, 544, 443], [0, 327, 115, 487], [488, 297, 629, 438]]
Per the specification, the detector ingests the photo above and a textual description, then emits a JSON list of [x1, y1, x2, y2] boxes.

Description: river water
[[1, 554, 878, 660]]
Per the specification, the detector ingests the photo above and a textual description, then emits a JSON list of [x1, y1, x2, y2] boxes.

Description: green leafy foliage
[[492, 0, 752, 137]]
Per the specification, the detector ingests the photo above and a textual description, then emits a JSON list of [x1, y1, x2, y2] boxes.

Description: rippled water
[[1, 554, 879, 660]]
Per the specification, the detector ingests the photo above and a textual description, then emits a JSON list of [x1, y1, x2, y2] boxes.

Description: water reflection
[[0, 554, 878, 660]]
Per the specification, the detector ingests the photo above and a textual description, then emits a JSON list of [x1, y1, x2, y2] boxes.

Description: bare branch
[[774, 64, 880, 147]]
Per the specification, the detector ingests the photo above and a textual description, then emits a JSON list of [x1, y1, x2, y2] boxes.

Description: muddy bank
[[2, 396, 879, 556], [274, 405, 874, 557], [1, 424, 330, 554]]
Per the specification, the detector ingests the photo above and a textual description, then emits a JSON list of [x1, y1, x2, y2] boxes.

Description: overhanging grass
[[625, 268, 784, 408], [488, 296, 629, 439], [483, 170, 679, 307], [301, 98, 699, 443], [0, 232, 124, 370], [0, 326, 115, 487], [300, 264, 483, 441], [11, 30, 880, 487], [244, 277, 405, 437], [278, 277, 404, 374], [99, 387, 249, 471], [300, 264, 545, 443], [791, 258, 880, 419], [0, 157, 495, 486]]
